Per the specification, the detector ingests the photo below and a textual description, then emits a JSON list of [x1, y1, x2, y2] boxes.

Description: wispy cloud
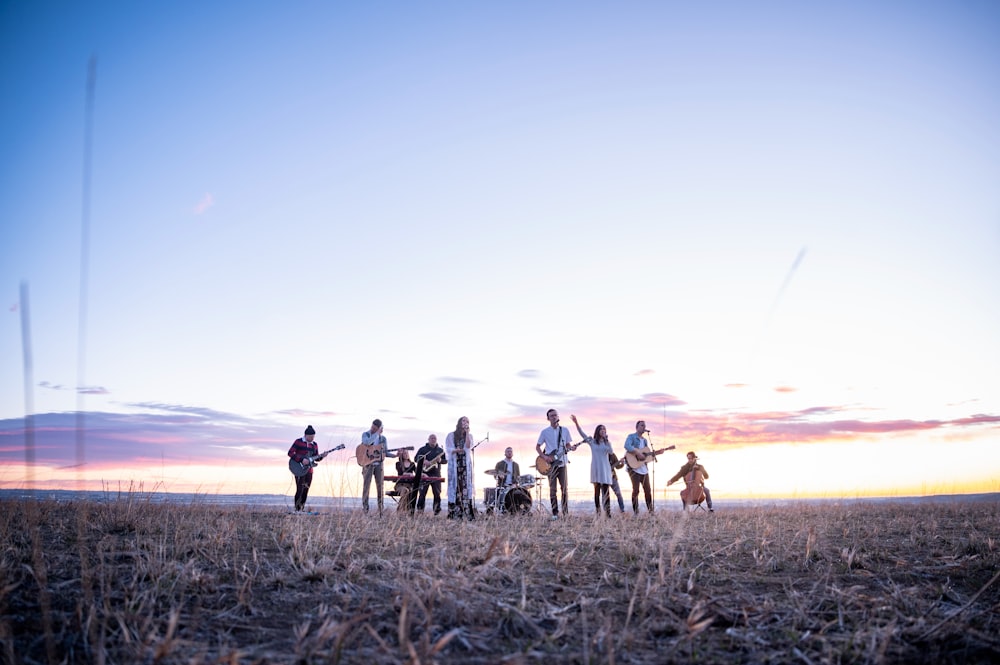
[[517, 369, 540, 379], [420, 392, 455, 404], [494, 394, 1000, 449], [37, 382, 108, 395], [271, 408, 338, 420], [193, 192, 214, 215], [0, 406, 292, 468], [3, 397, 998, 474], [634, 369, 655, 377]]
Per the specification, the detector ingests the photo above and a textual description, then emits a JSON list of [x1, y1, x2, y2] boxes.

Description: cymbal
[[484, 469, 500, 475]]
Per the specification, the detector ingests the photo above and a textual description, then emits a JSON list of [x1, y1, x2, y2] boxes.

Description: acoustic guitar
[[288, 444, 346, 477], [624, 445, 676, 470], [355, 444, 415, 467]]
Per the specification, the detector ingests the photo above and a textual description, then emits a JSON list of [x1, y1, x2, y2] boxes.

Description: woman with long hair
[[394, 448, 416, 476], [445, 416, 476, 520], [570, 414, 614, 517]]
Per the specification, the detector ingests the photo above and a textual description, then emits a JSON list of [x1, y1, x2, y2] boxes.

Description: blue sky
[[2, 1, 998, 500]]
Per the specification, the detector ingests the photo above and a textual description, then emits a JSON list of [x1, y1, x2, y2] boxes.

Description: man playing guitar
[[623, 420, 655, 514], [535, 408, 577, 519], [287, 425, 319, 512], [360, 418, 395, 516]]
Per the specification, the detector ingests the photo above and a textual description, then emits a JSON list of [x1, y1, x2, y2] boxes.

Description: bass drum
[[500, 486, 532, 515]]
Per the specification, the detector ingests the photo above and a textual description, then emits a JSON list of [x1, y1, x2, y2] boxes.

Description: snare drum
[[517, 474, 535, 488]]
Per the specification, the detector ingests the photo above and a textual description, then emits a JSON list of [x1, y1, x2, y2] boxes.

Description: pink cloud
[[193, 193, 214, 215], [273, 408, 338, 419], [3, 397, 998, 475]]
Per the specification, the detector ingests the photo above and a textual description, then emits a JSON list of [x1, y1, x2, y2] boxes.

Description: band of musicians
[[286, 409, 715, 516]]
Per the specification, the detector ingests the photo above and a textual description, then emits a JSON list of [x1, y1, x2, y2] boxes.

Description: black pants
[[593, 483, 611, 517], [548, 465, 569, 516], [417, 476, 443, 514], [294, 473, 312, 511], [628, 468, 653, 513]]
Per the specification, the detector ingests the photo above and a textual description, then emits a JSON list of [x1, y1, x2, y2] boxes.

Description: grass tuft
[[1, 498, 998, 663]]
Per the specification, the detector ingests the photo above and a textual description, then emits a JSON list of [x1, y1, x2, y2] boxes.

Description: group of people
[[287, 409, 714, 516], [534, 410, 713, 519]]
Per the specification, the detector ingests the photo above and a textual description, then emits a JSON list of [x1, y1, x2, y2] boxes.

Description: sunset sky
[[2, 2, 998, 505]]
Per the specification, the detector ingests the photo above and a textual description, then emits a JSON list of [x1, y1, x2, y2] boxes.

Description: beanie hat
[[304, 425, 316, 435]]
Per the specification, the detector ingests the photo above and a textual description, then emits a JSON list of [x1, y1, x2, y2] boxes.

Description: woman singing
[[445, 416, 476, 520]]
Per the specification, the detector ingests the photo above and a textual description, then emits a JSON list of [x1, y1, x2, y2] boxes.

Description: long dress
[[445, 431, 475, 506], [581, 436, 614, 485]]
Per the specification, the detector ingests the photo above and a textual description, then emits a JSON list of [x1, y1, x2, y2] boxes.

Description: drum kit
[[482, 469, 533, 515]]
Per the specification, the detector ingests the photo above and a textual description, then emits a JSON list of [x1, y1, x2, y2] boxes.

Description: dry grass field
[[1, 496, 998, 664]]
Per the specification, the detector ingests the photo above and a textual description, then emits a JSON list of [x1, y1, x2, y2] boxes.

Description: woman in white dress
[[445, 416, 476, 520], [570, 414, 614, 517]]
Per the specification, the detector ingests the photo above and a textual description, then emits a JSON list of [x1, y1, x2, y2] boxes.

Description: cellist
[[667, 451, 714, 512]]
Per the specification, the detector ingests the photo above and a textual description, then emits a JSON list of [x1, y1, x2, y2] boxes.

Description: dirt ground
[[2, 497, 998, 664]]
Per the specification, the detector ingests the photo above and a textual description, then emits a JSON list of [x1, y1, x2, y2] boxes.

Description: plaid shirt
[[288, 437, 319, 473]]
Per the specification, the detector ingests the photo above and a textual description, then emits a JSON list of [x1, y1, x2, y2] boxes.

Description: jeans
[[362, 463, 384, 514], [610, 472, 625, 512], [628, 468, 653, 513]]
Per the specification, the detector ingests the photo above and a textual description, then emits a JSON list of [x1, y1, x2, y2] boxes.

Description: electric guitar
[[355, 444, 415, 467], [288, 444, 346, 477], [535, 443, 578, 475], [625, 445, 676, 470]]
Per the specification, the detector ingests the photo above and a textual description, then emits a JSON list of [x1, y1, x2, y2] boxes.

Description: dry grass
[[1, 497, 998, 664]]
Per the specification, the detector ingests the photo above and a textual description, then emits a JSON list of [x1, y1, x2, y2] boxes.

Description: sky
[[2, 1, 998, 505]]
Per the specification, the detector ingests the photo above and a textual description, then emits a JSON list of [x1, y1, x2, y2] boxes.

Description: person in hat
[[288, 425, 319, 512], [667, 451, 714, 512]]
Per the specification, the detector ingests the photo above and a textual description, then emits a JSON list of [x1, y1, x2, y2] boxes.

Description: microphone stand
[[646, 431, 655, 512], [470, 433, 488, 514]]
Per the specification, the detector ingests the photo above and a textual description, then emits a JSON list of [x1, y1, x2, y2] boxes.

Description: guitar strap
[[543, 426, 563, 480]]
